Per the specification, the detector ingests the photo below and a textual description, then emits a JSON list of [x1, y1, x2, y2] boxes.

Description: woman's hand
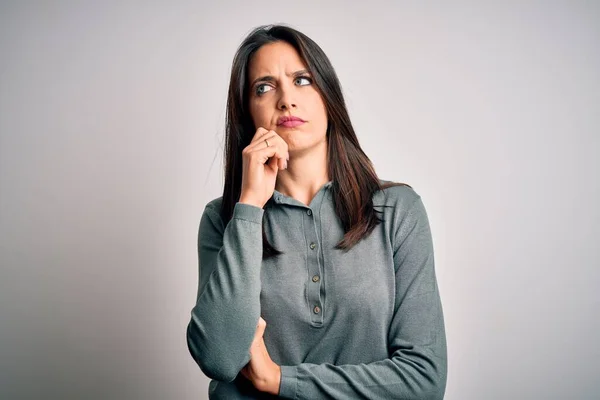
[[239, 127, 289, 209], [240, 317, 281, 396]]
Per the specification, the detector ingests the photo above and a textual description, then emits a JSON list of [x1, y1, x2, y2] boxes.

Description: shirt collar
[[269, 180, 333, 205]]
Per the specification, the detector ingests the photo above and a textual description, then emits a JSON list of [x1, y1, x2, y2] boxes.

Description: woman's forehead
[[249, 42, 308, 77]]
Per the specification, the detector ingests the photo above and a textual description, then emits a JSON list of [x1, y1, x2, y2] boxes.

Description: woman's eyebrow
[[250, 69, 310, 88]]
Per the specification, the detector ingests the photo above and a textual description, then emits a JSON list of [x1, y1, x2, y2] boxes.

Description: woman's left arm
[[249, 196, 447, 399]]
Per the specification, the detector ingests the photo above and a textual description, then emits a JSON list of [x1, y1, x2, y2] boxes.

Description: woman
[[186, 24, 447, 399]]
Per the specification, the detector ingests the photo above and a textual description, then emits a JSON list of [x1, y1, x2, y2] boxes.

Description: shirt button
[[313, 305, 321, 314], [307, 209, 312, 216], [310, 243, 316, 250], [312, 275, 320, 282]]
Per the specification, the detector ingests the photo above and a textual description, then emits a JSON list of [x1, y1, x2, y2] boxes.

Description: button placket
[[304, 205, 323, 326]]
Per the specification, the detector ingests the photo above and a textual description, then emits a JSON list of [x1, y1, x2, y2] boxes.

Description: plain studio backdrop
[[0, 1, 598, 399]]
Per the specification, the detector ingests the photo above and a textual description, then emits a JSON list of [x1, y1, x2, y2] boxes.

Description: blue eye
[[256, 84, 272, 96], [255, 76, 313, 97], [296, 76, 312, 86]]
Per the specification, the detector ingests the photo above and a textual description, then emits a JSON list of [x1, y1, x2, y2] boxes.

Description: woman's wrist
[[269, 364, 281, 395], [238, 196, 263, 209]]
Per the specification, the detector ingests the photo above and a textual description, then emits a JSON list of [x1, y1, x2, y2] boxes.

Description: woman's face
[[247, 41, 328, 155]]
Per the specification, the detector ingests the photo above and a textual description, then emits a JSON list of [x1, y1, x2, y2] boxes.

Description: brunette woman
[[186, 24, 447, 399]]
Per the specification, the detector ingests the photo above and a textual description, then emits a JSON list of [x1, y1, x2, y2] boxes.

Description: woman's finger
[[247, 130, 288, 158], [254, 317, 267, 340], [249, 127, 270, 144], [256, 134, 288, 170], [249, 134, 289, 164], [246, 137, 288, 169], [266, 152, 279, 172], [245, 132, 283, 152], [245, 133, 276, 153]]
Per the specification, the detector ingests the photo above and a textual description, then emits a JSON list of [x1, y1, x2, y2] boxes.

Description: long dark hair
[[219, 23, 410, 258]]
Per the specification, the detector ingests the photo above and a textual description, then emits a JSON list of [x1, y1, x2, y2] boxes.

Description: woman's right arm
[[187, 127, 289, 382], [186, 201, 265, 382]]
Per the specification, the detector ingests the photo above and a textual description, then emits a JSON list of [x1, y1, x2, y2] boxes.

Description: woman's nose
[[279, 101, 296, 110], [277, 87, 296, 110]]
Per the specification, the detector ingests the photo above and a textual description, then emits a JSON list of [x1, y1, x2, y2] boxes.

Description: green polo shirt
[[187, 179, 447, 399]]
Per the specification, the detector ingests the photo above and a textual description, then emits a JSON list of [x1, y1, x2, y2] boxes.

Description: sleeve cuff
[[232, 202, 264, 224], [278, 365, 298, 399]]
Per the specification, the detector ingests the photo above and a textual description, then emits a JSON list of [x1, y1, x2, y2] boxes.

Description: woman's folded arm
[[186, 202, 265, 382]]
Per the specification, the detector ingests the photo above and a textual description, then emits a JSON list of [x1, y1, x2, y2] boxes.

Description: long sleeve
[[278, 196, 447, 400], [186, 201, 265, 382]]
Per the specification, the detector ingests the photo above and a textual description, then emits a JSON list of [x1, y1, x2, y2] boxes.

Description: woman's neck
[[275, 144, 329, 207]]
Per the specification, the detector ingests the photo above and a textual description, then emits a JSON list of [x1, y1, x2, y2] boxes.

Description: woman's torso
[[208, 181, 411, 399]]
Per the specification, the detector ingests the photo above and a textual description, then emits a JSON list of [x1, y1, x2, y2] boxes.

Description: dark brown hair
[[219, 23, 410, 258]]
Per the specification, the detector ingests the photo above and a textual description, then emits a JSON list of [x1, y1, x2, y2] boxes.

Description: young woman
[[186, 24, 447, 399]]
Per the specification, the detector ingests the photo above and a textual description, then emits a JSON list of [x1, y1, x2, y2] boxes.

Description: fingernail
[[286, 154, 290, 161], [284, 160, 288, 169]]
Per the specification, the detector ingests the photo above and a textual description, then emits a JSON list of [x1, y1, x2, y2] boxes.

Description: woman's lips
[[280, 120, 305, 128]]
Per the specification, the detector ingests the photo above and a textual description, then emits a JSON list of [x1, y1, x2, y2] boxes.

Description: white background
[[1, 1, 598, 399]]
